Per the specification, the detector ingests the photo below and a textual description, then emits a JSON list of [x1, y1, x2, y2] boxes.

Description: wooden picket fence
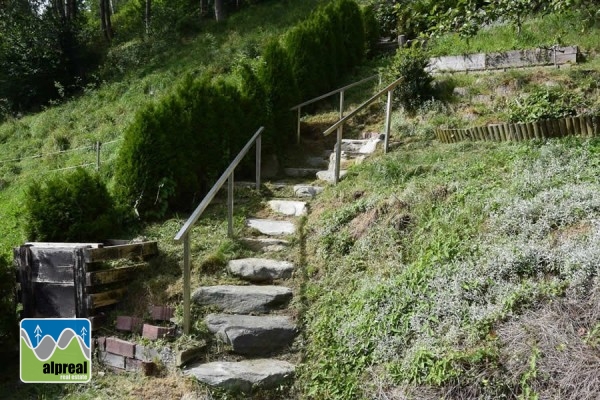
[[435, 115, 600, 144]]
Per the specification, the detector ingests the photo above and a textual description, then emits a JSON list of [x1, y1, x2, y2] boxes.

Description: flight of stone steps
[[182, 136, 383, 394]]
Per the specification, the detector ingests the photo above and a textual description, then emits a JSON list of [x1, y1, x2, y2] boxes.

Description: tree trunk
[[214, 0, 226, 22], [145, 0, 151, 35], [100, 0, 112, 42], [200, 0, 207, 17]]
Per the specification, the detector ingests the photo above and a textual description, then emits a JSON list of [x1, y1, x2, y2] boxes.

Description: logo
[[20, 318, 91, 383]]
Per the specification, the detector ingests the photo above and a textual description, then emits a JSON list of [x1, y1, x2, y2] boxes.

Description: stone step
[[305, 156, 329, 168], [284, 167, 321, 178], [192, 285, 292, 314], [338, 138, 382, 154], [267, 200, 307, 216], [316, 170, 348, 183], [184, 359, 295, 393], [240, 238, 289, 252], [247, 218, 296, 236], [205, 314, 297, 356], [293, 185, 324, 198], [227, 258, 294, 282]]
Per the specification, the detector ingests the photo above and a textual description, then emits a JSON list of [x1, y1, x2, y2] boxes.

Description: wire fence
[[0, 138, 122, 184]]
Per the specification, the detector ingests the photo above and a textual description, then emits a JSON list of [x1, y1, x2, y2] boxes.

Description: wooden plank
[[526, 122, 535, 139], [571, 116, 581, 135], [74, 248, 87, 318], [25, 242, 102, 248], [84, 242, 158, 263], [87, 287, 128, 309], [593, 116, 600, 136], [585, 115, 594, 136], [558, 118, 568, 137], [533, 121, 541, 139], [86, 266, 139, 287], [565, 117, 573, 136], [552, 119, 561, 138]]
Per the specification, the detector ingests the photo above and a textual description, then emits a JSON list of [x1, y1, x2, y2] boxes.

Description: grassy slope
[[2, 5, 600, 400], [297, 11, 600, 400], [0, 0, 328, 261]]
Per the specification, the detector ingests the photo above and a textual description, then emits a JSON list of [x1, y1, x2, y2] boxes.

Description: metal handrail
[[290, 75, 378, 111], [323, 77, 403, 184], [290, 75, 379, 143], [174, 126, 264, 334]]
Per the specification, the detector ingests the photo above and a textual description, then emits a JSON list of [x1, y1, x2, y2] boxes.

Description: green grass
[[428, 10, 600, 57], [298, 136, 600, 399]]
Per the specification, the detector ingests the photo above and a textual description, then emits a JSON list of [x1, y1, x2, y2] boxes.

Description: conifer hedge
[[114, 0, 373, 219]]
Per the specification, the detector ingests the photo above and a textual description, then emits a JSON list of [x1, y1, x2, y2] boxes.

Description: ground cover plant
[[298, 136, 600, 399]]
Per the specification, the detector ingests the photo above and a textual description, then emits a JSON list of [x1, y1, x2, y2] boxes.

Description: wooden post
[[297, 107, 301, 144], [73, 248, 87, 317], [339, 90, 345, 119], [96, 141, 101, 172], [227, 173, 234, 238], [384, 90, 392, 153], [334, 126, 342, 185], [183, 234, 191, 335], [255, 133, 261, 191]]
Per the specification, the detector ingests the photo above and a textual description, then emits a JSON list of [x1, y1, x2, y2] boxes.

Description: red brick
[[142, 324, 175, 340], [149, 305, 175, 321], [116, 316, 143, 333], [106, 337, 135, 358]]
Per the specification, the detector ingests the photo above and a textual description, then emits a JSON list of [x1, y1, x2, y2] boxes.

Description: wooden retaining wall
[[428, 46, 578, 73], [15, 240, 158, 328], [435, 115, 600, 144]]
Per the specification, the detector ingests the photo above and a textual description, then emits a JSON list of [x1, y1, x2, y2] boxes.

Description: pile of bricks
[[95, 305, 176, 375]]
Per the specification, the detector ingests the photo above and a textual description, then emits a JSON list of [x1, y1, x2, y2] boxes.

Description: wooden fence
[[428, 46, 578, 73], [435, 115, 600, 144], [15, 240, 158, 328]]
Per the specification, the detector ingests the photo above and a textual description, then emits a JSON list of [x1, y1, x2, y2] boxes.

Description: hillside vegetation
[[1, 0, 600, 399]]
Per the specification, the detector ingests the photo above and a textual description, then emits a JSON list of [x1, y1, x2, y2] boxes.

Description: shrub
[[25, 168, 118, 242], [384, 46, 435, 113], [0, 256, 16, 348], [508, 87, 589, 123]]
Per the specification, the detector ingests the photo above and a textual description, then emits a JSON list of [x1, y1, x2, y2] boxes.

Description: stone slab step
[[338, 138, 382, 154], [284, 167, 320, 178], [240, 238, 289, 252], [293, 185, 324, 198], [247, 218, 296, 236], [316, 170, 347, 183], [305, 156, 329, 168], [268, 200, 307, 216], [192, 285, 292, 314], [184, 359, 295, 392], [205, 314, 297, 356], [227, 258, 294, 282]]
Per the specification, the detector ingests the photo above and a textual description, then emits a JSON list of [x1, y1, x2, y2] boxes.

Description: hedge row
[[114, 0, 375, 219]]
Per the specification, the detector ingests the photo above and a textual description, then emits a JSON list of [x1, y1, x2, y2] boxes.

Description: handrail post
[[256, 133, 261, 191], [334, 126, 342, 184], [95, 141, 101, 171], [297, 107, 302, 144], [384, 90, 393, 153], [183, 233, 191, 335], [339, 90, 345, 120], [227, 173, 234, 238]]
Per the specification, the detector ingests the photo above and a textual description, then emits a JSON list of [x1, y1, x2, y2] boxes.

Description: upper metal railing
[[323, 77, 403, 184], [174, 126, 264, 334], [290, 75, 379, 144]]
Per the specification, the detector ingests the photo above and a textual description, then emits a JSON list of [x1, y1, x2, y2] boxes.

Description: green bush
[[384, 46, 434, 113], [0, 256, 16, 348], [508, 87, 589, 123], [25, 168, 118, 242]]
